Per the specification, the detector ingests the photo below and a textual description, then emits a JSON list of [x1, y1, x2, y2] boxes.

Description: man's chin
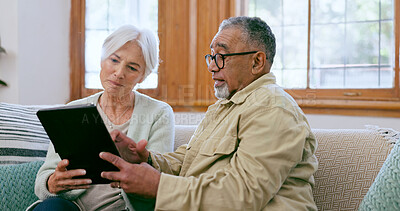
[[214, 84, 230, 100]]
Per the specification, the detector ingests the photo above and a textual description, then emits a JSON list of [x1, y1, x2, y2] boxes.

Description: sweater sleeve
[[34, 142, 86, 200], [145, 104, 175, 153]]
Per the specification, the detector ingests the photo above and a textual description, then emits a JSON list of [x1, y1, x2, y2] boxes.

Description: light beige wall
[[307, 114, 400, 131], [0, 0, 70, 105], [174, 112, 400, 131], [0, 0, 18, 103]]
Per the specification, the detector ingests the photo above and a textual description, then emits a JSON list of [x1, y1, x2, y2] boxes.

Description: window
[[249, 0, 394, 89], [249, 0, 310, 88], [84, 0, 158, 90], [247, 0, 400, 117]]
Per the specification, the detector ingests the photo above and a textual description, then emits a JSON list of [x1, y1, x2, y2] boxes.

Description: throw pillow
[[0, 161, 44, 210], [0, 102, 51, 165], [359, 139, 400, 210]]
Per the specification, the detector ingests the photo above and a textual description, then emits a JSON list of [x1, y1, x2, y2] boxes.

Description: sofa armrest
[[0, 161, 44, 210]]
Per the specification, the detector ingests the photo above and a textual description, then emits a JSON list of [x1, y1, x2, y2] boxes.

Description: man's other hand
[[110, 130, 149, 164]]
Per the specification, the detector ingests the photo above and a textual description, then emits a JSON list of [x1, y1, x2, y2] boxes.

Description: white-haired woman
[[29, 25, 174, 211]]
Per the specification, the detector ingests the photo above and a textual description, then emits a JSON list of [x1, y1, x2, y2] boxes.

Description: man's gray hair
[[101, 25, 159, 80], [219, 16, 276, 64]]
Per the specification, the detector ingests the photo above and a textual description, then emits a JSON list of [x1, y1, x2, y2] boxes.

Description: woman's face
[[100, 41, 146, 97]]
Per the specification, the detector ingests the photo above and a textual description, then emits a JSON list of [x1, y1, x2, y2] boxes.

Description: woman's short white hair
[[101, 25, 159, 80]]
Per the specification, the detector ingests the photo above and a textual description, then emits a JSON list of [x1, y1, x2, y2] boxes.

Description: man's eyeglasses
[[205, 51, 258, 69]]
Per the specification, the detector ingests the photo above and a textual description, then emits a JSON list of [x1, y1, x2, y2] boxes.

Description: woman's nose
[[114, 65, 124, 78]]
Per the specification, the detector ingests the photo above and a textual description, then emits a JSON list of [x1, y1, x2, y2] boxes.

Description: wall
[[0, 0, 18, 103], [307, 114, 400, 131], [0, 0, 70, 105], [175, 112, 400, 131]]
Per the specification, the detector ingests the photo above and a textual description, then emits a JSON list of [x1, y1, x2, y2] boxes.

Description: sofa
[[0, 102, 399, 210]]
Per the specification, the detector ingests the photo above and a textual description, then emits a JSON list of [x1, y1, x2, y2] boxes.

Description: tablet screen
[[37, 104, 120, 184]]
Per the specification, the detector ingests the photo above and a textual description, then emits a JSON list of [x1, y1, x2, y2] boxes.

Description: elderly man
[[101, 16, 318, 210]]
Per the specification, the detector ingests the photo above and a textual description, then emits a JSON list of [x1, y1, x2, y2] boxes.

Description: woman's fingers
[[57, 178, 92, 187], [48, 160, 92, 193], [55, 159, 69, 172]]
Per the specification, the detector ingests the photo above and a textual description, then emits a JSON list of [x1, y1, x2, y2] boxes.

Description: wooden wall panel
[[161, 0, 190, 104], [69, 0, 85, 102], [159, 0, 236, 109], [195, 0, 233, 106]]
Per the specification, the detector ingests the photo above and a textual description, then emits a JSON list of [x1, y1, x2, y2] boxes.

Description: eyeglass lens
[[206, 54, 224, 69]]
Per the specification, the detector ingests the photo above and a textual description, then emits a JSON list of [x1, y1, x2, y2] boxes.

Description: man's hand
[[47, 159, 92, 194], [111, 130, 149, 164], [100, 152, 161, 198]]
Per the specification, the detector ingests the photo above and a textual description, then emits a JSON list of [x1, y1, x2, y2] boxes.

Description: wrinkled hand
[[111, 130, 149, 164], [47, 159, 92, 194], [100, 152, 160, 198]]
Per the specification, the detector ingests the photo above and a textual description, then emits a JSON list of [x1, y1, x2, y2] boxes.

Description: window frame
[[69, 0, 160, 102], [70, 0, 400, 117]]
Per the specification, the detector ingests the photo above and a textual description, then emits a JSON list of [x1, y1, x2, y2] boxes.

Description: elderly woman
[[29, 25, 174, 211]]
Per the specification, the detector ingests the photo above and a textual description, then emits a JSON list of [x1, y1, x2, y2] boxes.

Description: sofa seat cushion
[[312, 128, 394, 211], [0, 161, 44, 210], [0, 103, 52, 165]]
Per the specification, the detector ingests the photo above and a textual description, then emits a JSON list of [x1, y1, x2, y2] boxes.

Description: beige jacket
[[151, 73, 318, 211]]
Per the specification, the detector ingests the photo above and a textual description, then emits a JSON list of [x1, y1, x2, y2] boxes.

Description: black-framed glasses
[[205, 51, 258, 69]]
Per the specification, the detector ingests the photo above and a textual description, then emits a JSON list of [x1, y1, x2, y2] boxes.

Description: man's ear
[[251, 52, 267, 75]]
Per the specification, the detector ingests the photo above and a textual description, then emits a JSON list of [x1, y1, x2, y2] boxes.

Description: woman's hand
[[47, 159, 92, 194], [111, 130, 149, 164]]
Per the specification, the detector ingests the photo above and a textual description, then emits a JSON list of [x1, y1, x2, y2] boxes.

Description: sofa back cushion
[[0, 103, 52, 165], [312, 128, 393, 211]]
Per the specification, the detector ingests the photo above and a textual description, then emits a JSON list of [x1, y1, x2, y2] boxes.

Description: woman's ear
[[251, 52, 267, 75]]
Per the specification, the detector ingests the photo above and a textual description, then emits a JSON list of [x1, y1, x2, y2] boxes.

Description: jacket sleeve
[[154, 107, 316, 210], [150, 144, 188, 175], [34, 142, 86, 201]]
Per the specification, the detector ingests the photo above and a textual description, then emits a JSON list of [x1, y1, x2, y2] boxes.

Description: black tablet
[[37, 104, 120, 184]]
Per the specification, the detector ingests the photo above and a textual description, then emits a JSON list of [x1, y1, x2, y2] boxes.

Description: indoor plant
[[0, 36, 6, 86]]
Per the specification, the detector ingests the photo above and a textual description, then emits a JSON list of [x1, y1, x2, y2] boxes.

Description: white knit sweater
[[32, 90, 175, 210]]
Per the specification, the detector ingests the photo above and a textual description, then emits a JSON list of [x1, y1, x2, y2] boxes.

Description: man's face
[[208, 28, 254, 100]]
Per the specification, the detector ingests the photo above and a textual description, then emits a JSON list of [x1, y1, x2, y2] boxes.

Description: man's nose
[[207, 59, 219, 73]]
